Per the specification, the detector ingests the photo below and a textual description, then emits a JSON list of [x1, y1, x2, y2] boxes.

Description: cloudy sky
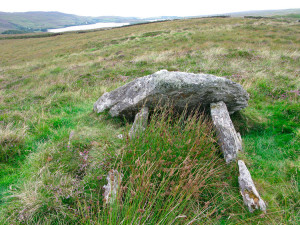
[[1, 0, 299, 17]]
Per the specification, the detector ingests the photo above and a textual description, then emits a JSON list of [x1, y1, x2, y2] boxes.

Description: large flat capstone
[[94, 70, 249, 118]]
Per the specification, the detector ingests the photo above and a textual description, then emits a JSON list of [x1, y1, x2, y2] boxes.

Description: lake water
[[48, 22, 130, 33]]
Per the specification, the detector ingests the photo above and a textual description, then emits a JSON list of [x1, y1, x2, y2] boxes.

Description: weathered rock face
[[94, 70, 249, 119], [210, 101, 243, 163], [128, 107, 149, 139], [238, 160, 267, 212], [103, 169, 123, 205]]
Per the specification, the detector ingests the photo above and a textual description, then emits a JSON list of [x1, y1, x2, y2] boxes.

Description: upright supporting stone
[[210, 101, 242, 163], [103, 169, 123, 205], [237, 132, 243, 152], [129, 107, 149, 139], [238, 160, 266, 212]]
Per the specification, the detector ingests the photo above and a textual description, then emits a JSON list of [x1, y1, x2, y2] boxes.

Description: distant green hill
[[0, 11, 152, 34], [0, 11, 102, 33], [228, 8, 300, 18], [0, 11, 146, 34], [274, 13, 300, 19], [0, 12, 180, 34]]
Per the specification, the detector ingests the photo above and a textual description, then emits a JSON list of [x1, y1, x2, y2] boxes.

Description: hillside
[[0, 17, 299, 224], [229, 8, 300, 18], [0, 11, 101, 33], [0, 11, 179, 34], [0, 11, 147, 34]]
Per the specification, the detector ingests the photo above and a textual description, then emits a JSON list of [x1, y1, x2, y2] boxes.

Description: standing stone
[[238, 160, 267, 212], [128, 107, 149, 139], [237, 132, 243, 151], [103, 169, 123, 205], [210, 101, 242, 163]]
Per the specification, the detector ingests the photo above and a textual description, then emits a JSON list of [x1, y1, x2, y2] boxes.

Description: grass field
[[0, 17, 299, 224]]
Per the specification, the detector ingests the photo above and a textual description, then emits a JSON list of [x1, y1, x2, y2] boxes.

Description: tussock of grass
[[115, 108, 225, 224], [0, 123, 27, 162]]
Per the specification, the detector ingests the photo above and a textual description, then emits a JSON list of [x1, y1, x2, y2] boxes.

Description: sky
[[1, 0, 300, 18]]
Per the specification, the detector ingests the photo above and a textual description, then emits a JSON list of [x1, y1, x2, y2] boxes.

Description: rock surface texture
[[238, 160, 267, 212], [94, 70, 249, 119], [210, 101, 243, 163], [128, 107, 149, 139], [103, 169, 123, 205]]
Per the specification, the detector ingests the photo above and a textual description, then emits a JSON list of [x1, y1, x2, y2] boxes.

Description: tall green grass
[[0, 107, 234, 224]]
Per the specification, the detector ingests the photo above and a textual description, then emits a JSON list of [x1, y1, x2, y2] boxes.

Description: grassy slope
[[0, 17, 299, 224], [0, 18, 17, 33], [229, 8, 300, 17], [274, 14, 300, 19]]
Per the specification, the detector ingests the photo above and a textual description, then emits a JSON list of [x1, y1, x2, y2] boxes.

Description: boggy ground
[[0, 17, 299, 224]]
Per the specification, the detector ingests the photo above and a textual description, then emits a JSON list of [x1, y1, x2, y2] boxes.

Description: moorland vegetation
[[0, 17, 299, 224]]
